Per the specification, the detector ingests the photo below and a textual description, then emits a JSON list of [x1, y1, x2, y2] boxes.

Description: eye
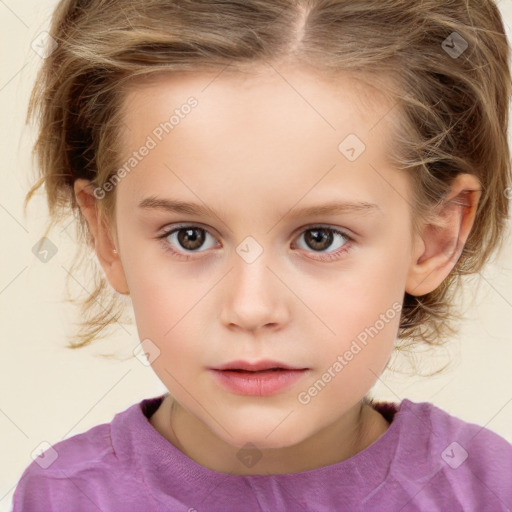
[[156, 223, 354, 262], [157, 224, 219, 260], [292, 225, 354, 262]]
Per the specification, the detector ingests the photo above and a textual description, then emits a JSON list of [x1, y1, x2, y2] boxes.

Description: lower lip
[[209, 369, 308, 396]]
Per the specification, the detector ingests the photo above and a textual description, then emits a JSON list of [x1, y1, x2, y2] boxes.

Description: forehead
[[121, 65, 392, 137], [116, 66, 407, 215]]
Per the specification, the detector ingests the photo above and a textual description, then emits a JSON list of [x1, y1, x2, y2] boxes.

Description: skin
[[74, 64, 481, 476]]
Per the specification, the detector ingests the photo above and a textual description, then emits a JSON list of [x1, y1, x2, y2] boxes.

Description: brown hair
[[24, 0, 511, 372]]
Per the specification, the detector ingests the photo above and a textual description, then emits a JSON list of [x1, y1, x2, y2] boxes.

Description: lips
[[211, 359, 307, 372], [209, 362, 309, 396]]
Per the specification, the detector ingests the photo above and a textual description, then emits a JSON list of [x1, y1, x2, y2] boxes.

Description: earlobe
[[405, 174, 481, 297], [73, 178, 130, 295]]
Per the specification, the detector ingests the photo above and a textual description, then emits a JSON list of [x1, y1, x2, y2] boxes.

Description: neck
[[151, 394, 389, 475]]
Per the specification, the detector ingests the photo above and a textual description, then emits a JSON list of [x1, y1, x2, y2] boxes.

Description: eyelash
[[156, 224, 355, 262]]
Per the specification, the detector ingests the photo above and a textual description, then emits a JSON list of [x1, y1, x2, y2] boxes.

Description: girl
[[13, 0, 512, 510]]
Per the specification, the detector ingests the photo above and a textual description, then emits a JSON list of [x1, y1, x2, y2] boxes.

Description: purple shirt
[[12, 393, 512, 511]]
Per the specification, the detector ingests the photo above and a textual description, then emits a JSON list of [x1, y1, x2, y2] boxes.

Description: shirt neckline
[[112, 393, 406, 505]]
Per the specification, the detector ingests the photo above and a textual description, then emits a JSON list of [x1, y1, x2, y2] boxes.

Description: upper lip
[[210, 360, 307, 371]]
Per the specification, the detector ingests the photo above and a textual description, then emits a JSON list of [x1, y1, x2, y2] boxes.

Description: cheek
[[312, 249, 407, 344], [321, 298, 400, 375], [301, 306, 399, 414], [310, 250, 406, 388], [123, 254, 209, 354]]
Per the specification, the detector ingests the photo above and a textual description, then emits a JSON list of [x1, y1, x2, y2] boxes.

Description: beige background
[[1, 1, 512, 510]]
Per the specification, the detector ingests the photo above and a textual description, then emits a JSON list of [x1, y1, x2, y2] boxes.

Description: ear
[[73, 178, 130, 295], [405, 173, 482, 296]]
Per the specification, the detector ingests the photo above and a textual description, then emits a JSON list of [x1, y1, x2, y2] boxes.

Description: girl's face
[[114, 66, 418, 451]]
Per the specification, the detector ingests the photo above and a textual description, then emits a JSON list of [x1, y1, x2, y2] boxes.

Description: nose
[[218, 250, 289, 333]]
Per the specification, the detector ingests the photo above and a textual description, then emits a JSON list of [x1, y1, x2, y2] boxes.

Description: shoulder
[[391, 399, 512, 510], [12, 422, 120, 511], [11, 396, 158, 512], [403, 399, 512, 464]]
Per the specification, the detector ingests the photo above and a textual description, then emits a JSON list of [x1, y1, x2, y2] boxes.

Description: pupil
[[178, 228, 205, 250], [306, 229, 332, 251]]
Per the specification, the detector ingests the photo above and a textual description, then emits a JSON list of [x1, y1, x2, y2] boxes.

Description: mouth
[[216, 369, 306, 379], [208, 360, 309, 396], [210, 359, 308, 372], [219, 368, 303, 374]]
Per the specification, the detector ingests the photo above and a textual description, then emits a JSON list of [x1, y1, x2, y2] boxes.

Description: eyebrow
[[138, 196, 381, 219]]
